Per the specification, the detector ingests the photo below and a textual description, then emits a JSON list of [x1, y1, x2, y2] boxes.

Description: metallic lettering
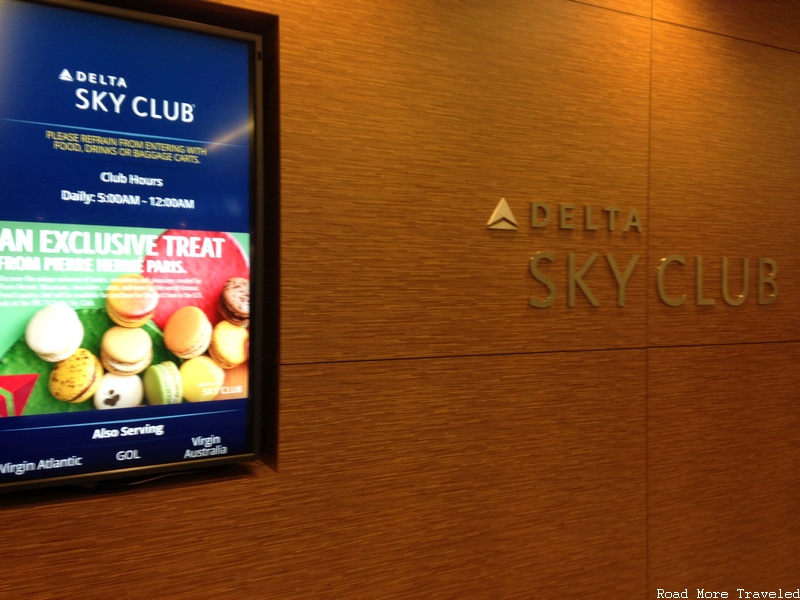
[[529, 252, 556, 308], [657, 255, 686, 307], [568, 252, 599, 307]]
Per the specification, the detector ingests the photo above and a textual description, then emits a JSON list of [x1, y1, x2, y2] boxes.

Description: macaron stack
[[22, 269, 250, 411], [212, 277, 250, 400], [92, 274, 163, 408], [159, 305, 218, 404], [24, 303, 103, 406], [93, 327, 153, 409], [158, 277, 250, 402], [22, 275, 162, 409]]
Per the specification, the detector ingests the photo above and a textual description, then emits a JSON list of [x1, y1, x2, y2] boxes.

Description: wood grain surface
[[649, 343, 800, 589], [3, 0, 800, 598], [654, 0, 800, 53], [648, 22, 800, 346], [581, 0, 652, 18], [274, 0, 651, 363]]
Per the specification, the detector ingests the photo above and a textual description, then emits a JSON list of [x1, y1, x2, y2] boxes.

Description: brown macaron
[[218, 277, 250, 327]]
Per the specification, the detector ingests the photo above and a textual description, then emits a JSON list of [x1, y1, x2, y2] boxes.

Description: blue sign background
[[0, 0, 254, 232], [0, 400, 250, 484], [0, 0, 259, 488]]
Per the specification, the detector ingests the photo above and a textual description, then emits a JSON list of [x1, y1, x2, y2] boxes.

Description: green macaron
[[143, 361, 183, 405]]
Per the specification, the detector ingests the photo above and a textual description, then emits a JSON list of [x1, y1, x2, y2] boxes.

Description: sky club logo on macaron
[[106, 274, 159, 328], [179, 356, 224, 402]]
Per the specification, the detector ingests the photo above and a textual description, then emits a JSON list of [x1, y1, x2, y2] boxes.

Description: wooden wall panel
[[1, 351, 646, 599], [648, 343, 800, 590], [2, 0, 800, 598], [648, 22, 800, 346], [274, 0, 651, 363], [654, 0, 800, 53], [580, 0, 651, 18]]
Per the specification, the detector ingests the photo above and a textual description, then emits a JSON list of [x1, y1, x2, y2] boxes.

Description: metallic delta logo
[[487, 198, 518, 230]]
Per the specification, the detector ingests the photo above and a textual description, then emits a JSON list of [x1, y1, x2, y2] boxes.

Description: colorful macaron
[[208, 320, 249, 369], [100, 326, 153, 376], [93, 372, 144, 410], [179, 356, 224, 402], [106, 274, 159, 328], [48, 348, 103, 403], [163, 306, 212, 359], [218, 277, 250, 327], [143, 361, 183, 406], [25, 303, 84, 362]]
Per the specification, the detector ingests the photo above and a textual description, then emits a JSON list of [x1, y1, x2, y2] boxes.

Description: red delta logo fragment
[[0, 375, 39, 417]]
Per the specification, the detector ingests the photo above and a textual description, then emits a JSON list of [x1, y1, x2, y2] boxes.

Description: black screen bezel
[[0, 0, 279, 492]]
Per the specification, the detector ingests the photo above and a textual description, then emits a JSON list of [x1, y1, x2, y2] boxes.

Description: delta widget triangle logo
[[0, 374, 39, 417], [487, 198, 518, 230], [58, 68, 74, 82]]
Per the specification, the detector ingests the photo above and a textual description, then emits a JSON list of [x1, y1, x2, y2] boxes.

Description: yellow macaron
[[48, 348, 104, 403], [208, 320, 249, 369], [179, 356, 224, 402]]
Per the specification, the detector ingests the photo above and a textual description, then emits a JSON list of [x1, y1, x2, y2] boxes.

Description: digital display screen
[[0, 0, 265, 489]]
